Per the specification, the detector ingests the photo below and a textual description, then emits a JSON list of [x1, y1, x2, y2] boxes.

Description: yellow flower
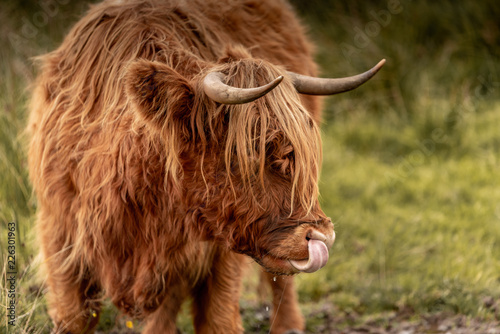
[[126, 320, 134, 329]]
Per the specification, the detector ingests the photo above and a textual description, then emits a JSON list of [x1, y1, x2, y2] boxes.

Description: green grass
[[297, 103, 500, 319], [1, 0, 500, 332]]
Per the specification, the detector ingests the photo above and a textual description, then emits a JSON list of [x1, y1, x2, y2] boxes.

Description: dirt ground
[[243, 302, 500, 334], [99, 301, 500, 334]]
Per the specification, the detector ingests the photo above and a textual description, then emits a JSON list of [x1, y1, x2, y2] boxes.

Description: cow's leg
[[38, 212, 101, 334], [262, 272, 305, 334], [191, 250, 245, 334], [142, 283, 188, 334], [43, 250, 101, 334]]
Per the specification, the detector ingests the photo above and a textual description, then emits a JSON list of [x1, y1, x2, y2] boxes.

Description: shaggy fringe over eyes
[[197, 57, 322, 216]]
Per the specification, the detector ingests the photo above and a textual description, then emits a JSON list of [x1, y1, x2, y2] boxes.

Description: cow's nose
[[305, 229, 335, 249], [298, 217, 335, 248]]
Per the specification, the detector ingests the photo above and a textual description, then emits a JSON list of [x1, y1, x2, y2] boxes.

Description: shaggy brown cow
[[28, 0, 384, 333]]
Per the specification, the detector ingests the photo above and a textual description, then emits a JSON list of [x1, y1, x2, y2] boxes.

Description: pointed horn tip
[[257, 74, 283, 96], [272, 75, 284, 85], [364, 59, 386, 79], [262, 75, 284, 93], [374, 59, 386, 71]]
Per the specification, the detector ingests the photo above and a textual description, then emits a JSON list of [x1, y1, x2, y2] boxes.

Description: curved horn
[[203, 72, 283, 104], [288, 59, 386, 95]]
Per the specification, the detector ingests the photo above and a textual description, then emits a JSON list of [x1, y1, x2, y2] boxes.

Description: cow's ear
[[125, 59, 193, 129]]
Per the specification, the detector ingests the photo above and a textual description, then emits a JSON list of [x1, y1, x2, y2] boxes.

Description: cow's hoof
[[284, 330, 304, 334]]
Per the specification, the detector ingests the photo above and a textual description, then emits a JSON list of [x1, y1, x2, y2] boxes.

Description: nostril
[[305, 230, 313, 241], [307, 230, 327, 243], [306, 230, 327, 242]]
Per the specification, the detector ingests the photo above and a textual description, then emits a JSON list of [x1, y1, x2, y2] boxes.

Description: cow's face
[[204, 122, 336, 275], [197, 57, 335, 275], [125, 53, 335, 274]]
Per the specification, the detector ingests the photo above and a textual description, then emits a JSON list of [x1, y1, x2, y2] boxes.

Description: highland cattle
[[28, 0, 384, 332]]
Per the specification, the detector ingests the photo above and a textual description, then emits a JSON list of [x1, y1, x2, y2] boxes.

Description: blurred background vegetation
[[1, 0, 499, 332]]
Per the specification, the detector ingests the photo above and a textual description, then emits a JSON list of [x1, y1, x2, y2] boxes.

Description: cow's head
[[125, 48, 384, 275]]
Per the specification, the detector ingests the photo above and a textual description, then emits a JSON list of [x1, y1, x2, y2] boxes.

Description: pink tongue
[[290, 239, 329, 273]]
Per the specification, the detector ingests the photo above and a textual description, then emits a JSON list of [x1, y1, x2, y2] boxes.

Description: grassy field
[[1, 0, 500, 333]]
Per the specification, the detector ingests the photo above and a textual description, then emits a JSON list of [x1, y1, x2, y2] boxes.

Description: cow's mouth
[[289, 238, 329, 273], [260, 232, 334, 274]]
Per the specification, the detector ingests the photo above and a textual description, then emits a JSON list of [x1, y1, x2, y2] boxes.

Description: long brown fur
[[28, 0, 333, 333]]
